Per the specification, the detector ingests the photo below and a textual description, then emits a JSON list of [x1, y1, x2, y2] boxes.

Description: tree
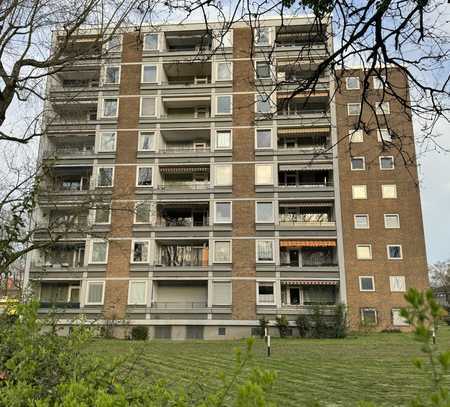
[[429, 260, 450, 309]]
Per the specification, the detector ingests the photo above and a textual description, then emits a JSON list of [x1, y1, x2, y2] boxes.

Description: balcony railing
[[151, 301, 208, 309], [258, 294, 275, 304], [157, 181, 210, 191], [45, 146, 95, 157], [280, 259, 338, 267], [277, 109, 329, 117], [39, 302, 80, 309], [159, 146, 210, 154], [157, 217, 209, 227], [279, 220, 336, 227], [278, 182, 333, 188]]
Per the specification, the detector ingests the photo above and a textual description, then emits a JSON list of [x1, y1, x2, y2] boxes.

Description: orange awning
[[280, 240, 336, 248], [281, 280, 338, 286]]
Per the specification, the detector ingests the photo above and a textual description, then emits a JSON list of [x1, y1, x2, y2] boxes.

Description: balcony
[[42, 166, 92, 194], [275, 25, 327, 48], [281, 281, 337, 307], [38, 282, 81, 309], [279, 203, 335, 228], [156, 204, 209, 228], [278, 167, 333, 189], [163, 30, 212, 53], [276, 61, 329, 91], [277, 128, 330, 154], [44, 135, 95, 159], [157, 165, 210, 192], [160, 96, 211, 121], [39, 210, 89, 232], [158, 129, 210, 155], [161, 62, 211, 87], [157, 241, 208, 267], [151, 281, 208, 310], [277, 94, 329, 118], [279, 241, 338, 268], [32, 244, 86, 270]]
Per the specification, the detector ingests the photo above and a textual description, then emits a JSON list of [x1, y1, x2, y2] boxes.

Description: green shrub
[[131, 326, 148, 340], [259, 315, 269, 338], [296, 314, 311, 338], [311, 306, 329, 338], [275, 315, 290, 338], [332, 303, 348, 338]]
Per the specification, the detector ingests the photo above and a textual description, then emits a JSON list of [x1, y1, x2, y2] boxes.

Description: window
[[256, 129, 272, 149], [212, 281, 232, 305], [380, 156, 394, 170], [361, 308, 377, 325], [349, 129, 364, 143], [86, 281, 105, 305], [392, 309, 409, 326], [359, 276, 375, 292], [255, 164, 273, 185], [390, 276, 406, 292], [136, 166, 153, 187], [143, 33, 158, 50], [256, 94, 271, 114], [135, 202, 151, 224], [354, 214, 369, 229], [104, 66, 120, 84], [377, 129, 392, 142], [382, 184, 397, 199], [216, 29, 233, 48], [376, 102, 390, 115], [128, 281, 147, 305], [90, 240, 108, 264], [215, 202, 232, 223], [346, 77, 360, 90], [105, 35, 121, 52], [142, 65, 157, 83], [218, 327, 226, 336], [384, 214, 400, 229], [351, 157, 365, 171], [98, 132, 116, 152], [256, 202, 274, 223], [256, 61, 271, 79], [373, 75, 385, 89], [214, 165, 232, 186], [256, 240, 274, 262], [255, 27, 270, 46], [97, 167, 114, 187], [257, 282, 275, 305], [352, 185, 367, 199], [138, 131, 155, 151], [216, 62, 232, 81], [102, 98, 118, 118], [356, 244, 372, 260], [214, 240, 231, 262], [347, 103, 361, 116], [140, 97, 156, 117], [131, 240, 150, 263], [216, 130, 232, 149], [216, 95, 232, 114], [94, 205, 111, 224], [387, 245, 403, 260]]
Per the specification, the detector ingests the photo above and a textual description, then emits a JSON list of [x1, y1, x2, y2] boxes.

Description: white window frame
[[85, 280, 105, 306], [94, 204, 112, 225], [134, 201, 152, 224], [390, 276, 406, 292], [376, 101, 390, 115], [215, 95, 232, 115], [255, 163, 274, 185], [96, 166, 114, 188], [384, 214, 400, 229], [103, 65, 121, 85], [102, 98, 119, 118], [256, 281, 276, 305], [346, 77, 360, 90], [387, 244, 403, 260], [382, 184, 397, 199], [214, 164, 232, 187], [351, 156, 366, 171], [215, 129, 232, 150], [214, 201, 232, 224], [377, 129, 392, 143], [361, 308, 378, 325], [392, 309, 409, 326], [89, 240, 109, 264], [140, 96, 157, 117], [135, 166, 154, 187], [143, 32, 159, 51], [128, 280, 148, 305], [356, 244, 372, 260], [255, 93, 273, 114], [256, 240, 275, 263], [379, 156, 395, 170], [255, 128, 273, 150], [354, 214, 370, 229], [352, 185, 367, 200], [254, 27, 272, 46], [255, 201, 274, 223], [213, 240, 232, 263], [347, 103, 361, 116], [359, 276, 375, 292], [373, 75, 386, 89], [216, 61, 233, 81], [141, 64, 158, 84], [138, 131, 155, 151], [130, 239, 151, 264], [349, 129, 364, 143], [105, 35, 122, 53], [255, 61, 272, 80], [98, 131, 117, 153]]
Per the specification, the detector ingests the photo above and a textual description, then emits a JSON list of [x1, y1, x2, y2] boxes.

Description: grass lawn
[[89, 326, 450, 406]]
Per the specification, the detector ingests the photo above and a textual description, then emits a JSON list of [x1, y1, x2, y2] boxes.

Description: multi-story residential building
[[25, 16, 428, 339]]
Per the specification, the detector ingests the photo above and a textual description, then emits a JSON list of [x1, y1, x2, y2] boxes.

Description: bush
[[311, 306, 329, 338], [275, 315, 290, 338], [131, 326, 148, 340], [332, 303, 348, 338], [259, 315, 269, 338], [296, 314, 311, 338]]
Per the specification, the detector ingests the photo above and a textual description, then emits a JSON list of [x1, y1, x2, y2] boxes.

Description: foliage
[[259, 315, 270, 338], [275, 315, 290, 338], [131, 326, 149, 341], [0, 301, 277, 406], [296, 314, 311, 338], [332, 303, 348, 338], [295, 305, 347, 339]]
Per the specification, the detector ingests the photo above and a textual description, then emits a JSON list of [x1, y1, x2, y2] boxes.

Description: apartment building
[[25, 16, 428, 339]]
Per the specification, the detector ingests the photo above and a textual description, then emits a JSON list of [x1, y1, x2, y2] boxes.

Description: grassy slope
[[89, 326, 450, 407]]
